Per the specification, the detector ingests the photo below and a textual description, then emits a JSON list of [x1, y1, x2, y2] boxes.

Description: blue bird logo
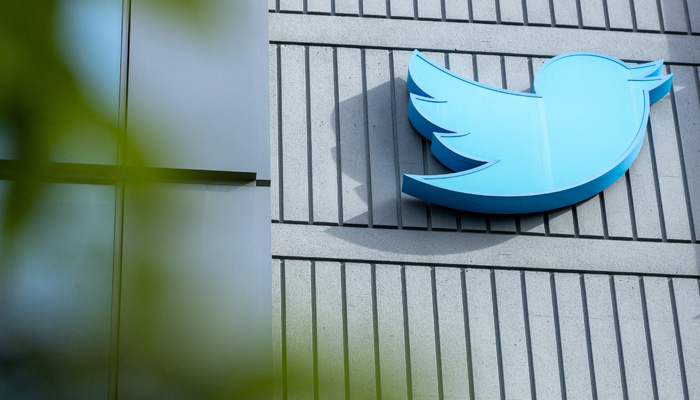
[[405, 50, 673, 214]]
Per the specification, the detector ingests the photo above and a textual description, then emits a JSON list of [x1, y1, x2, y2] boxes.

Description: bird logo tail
[[628, 59, 673, 105]]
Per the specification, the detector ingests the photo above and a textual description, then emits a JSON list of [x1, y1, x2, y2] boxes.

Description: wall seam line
[[625, 171, 639, 240], [610, 276, 630, 400], [654, 0, 665, 33], [271, 253, 700, 279], [521, 272, 538, 400], [628, 0, 638, 31], [333, 48, 344, 225], [431, 267, 445, 399], [277, 45, 285, 223], [580, 275, 599, 400], [371, 264, 383, 399], [645, 124, 668, 241], [361, 49, 374, 228], [311, 261, 320, 400], [599, 192, 610, 239], [340, 262, 350, 400], [551, 273, 568, 399], [461, 269, 476, 400], [602, 0, 611, 29], [639, 277, 660, 400], [491, 270, 507, 400], [281, 260, 288, 400], [401, 265, 414, 399], [668, 278, 690, 400], [268, 40, 700, 66], [681, 0, 692, 34], [305, 46, 315, 224]]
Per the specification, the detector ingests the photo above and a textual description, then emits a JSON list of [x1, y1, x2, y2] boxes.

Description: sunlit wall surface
[[269, 1, 700, 399]]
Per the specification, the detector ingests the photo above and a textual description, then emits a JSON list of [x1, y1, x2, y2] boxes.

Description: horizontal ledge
[[272, 223, 700, 277], [269, 13, 700, 65], [0, 160, 261, 186]]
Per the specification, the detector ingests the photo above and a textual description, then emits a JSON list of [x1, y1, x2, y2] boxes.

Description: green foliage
[[0, 2, 410, 398]]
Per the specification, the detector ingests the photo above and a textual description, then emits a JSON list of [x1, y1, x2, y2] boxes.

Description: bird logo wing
[[407, 50, 543, 172]]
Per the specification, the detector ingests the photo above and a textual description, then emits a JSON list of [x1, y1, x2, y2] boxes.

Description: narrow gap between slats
[[602, 0, 611, 29], [430, 267, 445, 399], [646, 124, 668, 241], [277, 45, 285, 223], [580, 275, 599, 400], [341, 262, 351, 399], [548, 0, 557, 26], [521, 272, 538, 400], [544, 212, 552, 235], [499, 55, 508, 89], [401, 265, 414, 399], [311, 261, 320, 399], [668, 279, 690, 399], [361, 49, 374, 228], [625, 171, 639, 240], [371, 264, 383, 399], [572, 205, 581, 238], [491, 270, 507, 400], [628, 0, 638, 31], [599, 193, 610, 239], [550, 273, 568, 400], [609, 276, 629, 400], [333, 48, 345, 225], [305, 46, 315, 224], [638, 277, 660, 400], [654, 0, 665, 33], [681, 0, 692, 34], [575, 0, 584, 28], [461, 269, 476, 400], [281, 260, 289, 400]]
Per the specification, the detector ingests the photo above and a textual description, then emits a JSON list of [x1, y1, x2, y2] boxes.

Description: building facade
[[268, 1, 700, 399]]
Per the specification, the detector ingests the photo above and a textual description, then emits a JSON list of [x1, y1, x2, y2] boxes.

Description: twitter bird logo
[[405, 50, 673, 214]]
